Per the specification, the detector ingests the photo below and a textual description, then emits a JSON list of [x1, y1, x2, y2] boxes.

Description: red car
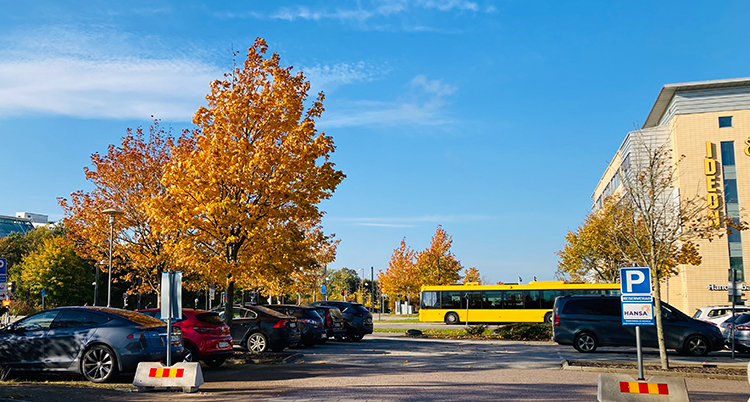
[[139, 308, 233, 367]]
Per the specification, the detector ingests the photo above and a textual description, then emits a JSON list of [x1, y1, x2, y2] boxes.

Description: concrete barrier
[[598, 373, 689, 401], [133, 362, 204, 393]]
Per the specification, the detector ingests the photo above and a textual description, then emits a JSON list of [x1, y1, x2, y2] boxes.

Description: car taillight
[[273, 319, 288, 329], [127, 330, 161, 340], [554, 315, 560, 327], [193, 326, 213, 334], [326, 315, 332, 326], [736, 325, 750, 331], [708, 321, 718, 326]]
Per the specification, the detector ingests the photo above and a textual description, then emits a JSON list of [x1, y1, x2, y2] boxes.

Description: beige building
[[593, 78, 750, 315]]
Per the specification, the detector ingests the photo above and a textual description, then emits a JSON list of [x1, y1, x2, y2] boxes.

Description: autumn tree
[[59, 120, 176, 304], [327, 268, 360, 301], [462, 267, 481, 284], [609, 132, 736, 370], [556, 197, 642, 283], [150, 38, 344, 325], [20, 236, 95, 308], [379, 238, 419, 309], [1, 226, 66, 313], [416, 226, 463, 286]]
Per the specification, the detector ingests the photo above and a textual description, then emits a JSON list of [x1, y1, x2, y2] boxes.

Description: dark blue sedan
[[0, 306, 184, 382]]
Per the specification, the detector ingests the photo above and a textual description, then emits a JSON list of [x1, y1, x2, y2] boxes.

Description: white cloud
[[302, 61, 388, 93], [319, 75, 457, 129], [219, 1, 488, 28], [0, 26, 221, 121]]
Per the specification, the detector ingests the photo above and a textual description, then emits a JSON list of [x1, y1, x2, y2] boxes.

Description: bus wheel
[[444, 312, 460, 325], [543, 312, 553, 324]]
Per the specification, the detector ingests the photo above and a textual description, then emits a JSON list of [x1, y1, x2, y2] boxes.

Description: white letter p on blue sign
[[620, 267, 652, 295]]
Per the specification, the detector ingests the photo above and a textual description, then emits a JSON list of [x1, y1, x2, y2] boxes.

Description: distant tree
[[20, 236, 95, 308], [462, 267, 481, 284], [416, 226, 463, 286], [1, 226, 66, 311], [328, 268, 360, 300], [379, 238, 419, 308]]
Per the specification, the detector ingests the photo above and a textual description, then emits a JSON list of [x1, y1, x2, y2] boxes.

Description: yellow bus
[[419, 281, 620, 324]]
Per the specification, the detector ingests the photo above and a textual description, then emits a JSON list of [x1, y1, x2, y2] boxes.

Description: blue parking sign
[[620, 267, 652, 296], [0, 258, 6, 275]]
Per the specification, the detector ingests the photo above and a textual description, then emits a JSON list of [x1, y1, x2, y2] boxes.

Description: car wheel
[[183, 343, 199, 363], [204, 356, 227, 368], [444, 312, 460, 325], [246, 332, 269, 353], [573, 332, 598, 353], [81, 345, 119, 383], [543, 312, 553, 324], [683, 335, 710, 356]]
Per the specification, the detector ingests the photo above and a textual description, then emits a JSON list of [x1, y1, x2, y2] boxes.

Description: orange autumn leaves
[[60, 38, 344, 296]]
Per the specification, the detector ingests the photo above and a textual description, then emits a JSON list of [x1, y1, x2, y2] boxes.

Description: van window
[[561, 298, 620, 316]]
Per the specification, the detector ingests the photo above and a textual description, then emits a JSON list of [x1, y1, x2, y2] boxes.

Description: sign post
[[161, 271, 182, 367], [0, 258, 7, 299], [620, 267, 654, 381]]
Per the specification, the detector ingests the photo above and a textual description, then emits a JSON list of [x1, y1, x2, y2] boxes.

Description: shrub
[[464, 324, 488, 336], [493, 323, 552, 341]]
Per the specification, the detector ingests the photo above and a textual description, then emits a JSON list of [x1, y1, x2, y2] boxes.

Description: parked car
[[553, 295, 724, 356], [0, 306, 184, 383], [312, 305, 347, 340], [215, 305, 301, 353], [693, 305, 750, 326], [261, 305, 326, 346], [308, 301, 373, 341], [139, 308, 232, 367], [719, 313, 750, 352]]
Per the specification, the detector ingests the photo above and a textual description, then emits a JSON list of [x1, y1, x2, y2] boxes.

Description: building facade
[[593, 78, 750, 315]]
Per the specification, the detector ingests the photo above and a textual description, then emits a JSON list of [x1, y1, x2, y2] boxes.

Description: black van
[[552, 295, 724, 356]]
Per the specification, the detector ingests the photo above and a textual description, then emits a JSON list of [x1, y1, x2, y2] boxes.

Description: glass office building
[[593, 78, 750, 314]]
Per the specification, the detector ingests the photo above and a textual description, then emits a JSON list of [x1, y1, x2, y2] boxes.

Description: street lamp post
[[102, 208, 124, 308]]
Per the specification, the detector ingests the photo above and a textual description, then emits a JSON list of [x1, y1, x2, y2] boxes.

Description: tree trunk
[[225, 280, 234, 328], [652, 271, 669, 369]]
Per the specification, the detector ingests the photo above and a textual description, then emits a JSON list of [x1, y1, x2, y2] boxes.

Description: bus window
[[442, 291, 462, 309], [503, 290, 524, 309], [463, 291, 481, 309], [483, 290, 502, 309], [540, 290, 560, 309], [422, 291, 440, 309], [524, 290, 540, 309]]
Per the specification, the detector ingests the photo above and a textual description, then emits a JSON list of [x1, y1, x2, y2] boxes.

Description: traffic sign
[[321, 284, 326, 295], [0, 258, 6, 275], [620, 267, 654, 326], [620, 267, 652, 296]]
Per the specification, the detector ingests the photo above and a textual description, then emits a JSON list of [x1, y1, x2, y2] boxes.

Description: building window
[[722, 141, 744, 282], [719, 116, 733, 128]]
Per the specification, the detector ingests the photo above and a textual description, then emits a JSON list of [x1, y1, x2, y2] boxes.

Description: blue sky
[[1, 1, 749, 284]]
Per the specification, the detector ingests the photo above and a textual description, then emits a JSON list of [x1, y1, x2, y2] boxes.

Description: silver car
[[720, 313, 750, 351]]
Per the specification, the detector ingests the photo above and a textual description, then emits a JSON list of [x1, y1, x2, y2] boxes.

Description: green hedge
[[493, 323, 552, 341]]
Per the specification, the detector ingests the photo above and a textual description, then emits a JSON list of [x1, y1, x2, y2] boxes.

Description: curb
[[560, 359, 747, 381]]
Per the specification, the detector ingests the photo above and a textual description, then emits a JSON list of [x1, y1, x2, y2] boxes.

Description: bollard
[[133, 362, 204, 393]]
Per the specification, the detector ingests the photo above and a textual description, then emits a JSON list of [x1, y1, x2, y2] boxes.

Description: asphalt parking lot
[[1, 333, 749, 401]]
